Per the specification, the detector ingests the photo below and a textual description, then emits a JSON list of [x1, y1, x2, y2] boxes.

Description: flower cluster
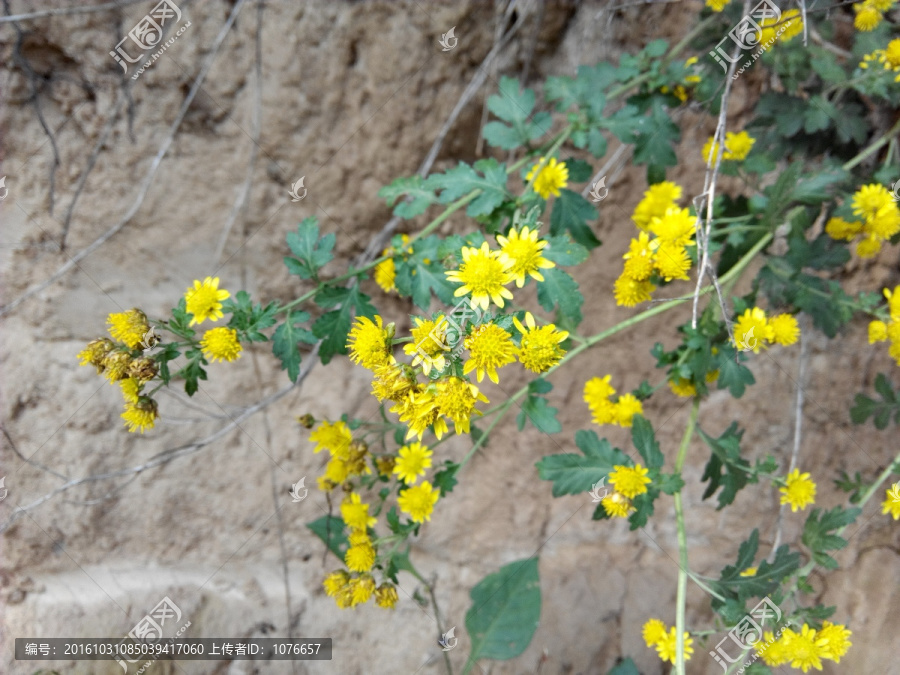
[[642, 618, 694, 664], [601, 463, 652, 517], [78, 308, 160, 433], [616, 181, 696, 306], [701, 130, 756, 163], [868, 285, 900, 366], [859, 38, 900, 82], [583, 375, 644, 428], [374, 234, 412, 294], [779, 468, 817, 512], [826, 184, 900, 258], [733, 307, 801, 353], [853, 0, 895, 31], [756, 622, 852, 672]]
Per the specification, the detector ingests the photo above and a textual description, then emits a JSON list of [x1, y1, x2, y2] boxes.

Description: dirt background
[[1, 1, 898, 674]]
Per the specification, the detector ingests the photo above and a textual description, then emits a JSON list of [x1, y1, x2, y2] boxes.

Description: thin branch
[[0, 0, 250, 318], [0, 0, 147, 23], [1, 426, 69, 481]]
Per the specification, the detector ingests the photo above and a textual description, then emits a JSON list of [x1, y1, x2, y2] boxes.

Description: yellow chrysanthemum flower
[[200, 326, 242, 363], [779, 468, 816, 512], [734, 307, 773, 353], [854, 1, 883, 31], [781, 624, 827, 672], [434, 376, 489, 435], [514, 312, 569, 373], [653, 242, 692, 282], [584, 376, 617, 426], [526, 157, 568, 200], [120, 377, 141, 404], [392, 387, 449, 441], [345, 540, 376, 573], [669, 378, 697, 398], [341, 493, 377, 530], [102, 351, 132, 383], [445, 242, 514, 311], [347, 315, 392, 371], [374, 255, 397, 293], [886, 38, 900, 68], [632, 181, 683, 231], [702, 131, 755, 163], [602, 492, 633, 518], [397, 481, 440, 523], [649, 206, 696, 248], [496, 226, 555, 287], [78, 337, 114, 373], [882, 483, 900, 520], [825, 216, 863, 241], [323, 570, 350, 597], [869, 320, 888, 343], [817, 621, 852, 662], [107, 308, 150, 349], [609, 464, 652, 498], [654, 627, 694, 664], [613, 393, 643, 427], [853, 183, 894, 220], [323, 456, 349, 485], [393, 442, 433, 485], [404, 315, 448, 376], [884, 286, 900, 321], [623, 231, 655, 281], [756, 630, 791, 667], [309, 420, 353, 457], [463, 322, 517, 383], [184, 276, 230, 326], [761, 9, 802, 43], [121, 398, 158, 433], [643, 618, 668, 646], [856, 234, 882, 258], [706, 0, 730, 11], [349, 575, 376, 606], [375, 582, 399, 609], [768, 313, 800, 346], [614, 274, 655, 307]]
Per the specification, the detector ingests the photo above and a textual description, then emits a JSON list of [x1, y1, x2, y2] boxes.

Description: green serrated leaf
[[272, 310, 315, 382], [378, 175, 439, 219], [536, 430, 630, 497], [631, 415, 664, 469], [284, 217, 335, 280], [550, 189, 600, 249], [428, 159, 509, 218], [463, 558, 540, 673], [542, 235, 589, 266], [536, 267, 584, 325], [312, 285, 377, 364], [306, 515, 348, 561]]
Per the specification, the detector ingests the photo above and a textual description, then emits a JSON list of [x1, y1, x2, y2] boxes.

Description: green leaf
[[272, 310, 316, 382], [536, 267, 584, 326], [607, 658, 641, 675], [628, 488, 659, 530], [809, 47, 845, 84], [545, 63, 615, 115], [284, 217, 335, 280], [632, 99, 680, 168], [536, 429, 630, 497], [562, 158, 593, 183], [428, 159, 509, 218], [307, 515, 349, 561], [179, 353, 208, 397], [542, 234, 589, 266], [463, 557, 540, 673], [802, 506, 861, 569], [517, 380, 562, 435], [715, 347, 756, 398], [549, 188, 600, 249], [803, 96, 836, 134], [168, 298, 196, 339], [378, 175, 439, 219], [312, 285, 377, 364], [850, 373, 900, 429], [631, 415, 664, 469], [711, 532, 801, 604], [482, 76, 551, 150], [433, 462, 460, 496], [698, 423, 753, 509], [658, 472, 685, 495], [224, 290, 279, 342]]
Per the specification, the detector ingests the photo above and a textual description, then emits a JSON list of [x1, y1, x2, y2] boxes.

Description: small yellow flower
[[781, 624, 827, 672], [884, 286, 900, 321], [601, 492, 633, 518], [374, 255, 397, 293], [642, 618, 668, 647], [310, 420, 353, 458], [349, 575, 376, 606], [121, 398, 158, 433], [825, 216, 863, 241], [463, 322, 517, 384], [200, 326, 242, 363], [780, 468, 816, 512], [608, 464, 652, 499], [654, 627, 694, 664], [323, 456, 349, 485], [854, 1, 883, 31], [817, 621, 852, 662], [705, 0, 730, 10], [882, 483, 900, 520], [653, 242, 692, 282], [323, 570, 350, 597], [345, 540, 376, 573], [371, 361, 417, 402], [445, 243, 515, 311], [393, 442, 433, 485], [184, 277, 230, 325], [404, 315, 448, 376], [756, 630, 791, 667], [347, 315, 392, 370], [614, 274, 655, 307], [102, 351, 132, 383], [702, 131, 755, 163], [341, 493, 377, 530], [107, 308, 150, 349], [434, 376, 489, 435], [869, 320, 888, 343], [526, 157, 568, 200], [584, 376, 618, 426], [768, 313, 800, 346], [669, 378, 697, 398], [852, 183, 894, 221], [740, 566, 758, 577], [856, 234, 882, 258], [375, 582, 399, 608], [120, 378, 141, 404], [613, 394, 643, 427], [514, 312, 569, 373], [649, 206, 696, 247], [623, 231, 655, 281], [761, 9, 803, 43], [397, 480, 440, 523], [78, 337, 114, 373], [496, 226, 555, 287], [734, 307, 773, 353], [632, 182, 683, 231]]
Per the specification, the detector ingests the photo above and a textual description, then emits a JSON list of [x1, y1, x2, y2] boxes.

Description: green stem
[[673, 397, 700, 675], [842, 117, 900, 171], [853, 450, 900, 515], [458, 390, 526, 470]]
